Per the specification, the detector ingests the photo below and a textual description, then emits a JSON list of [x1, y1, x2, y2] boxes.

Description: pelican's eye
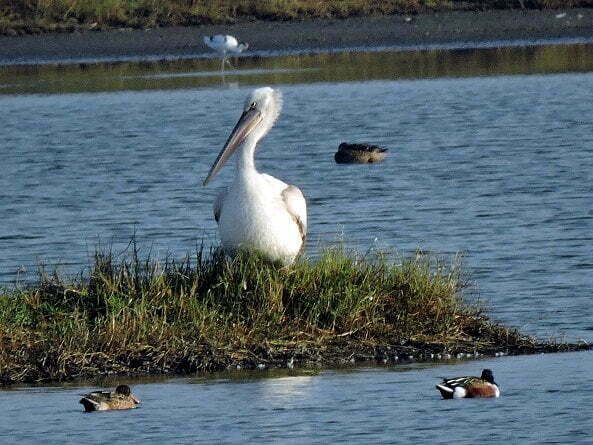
[[249, 102, 257, 110]]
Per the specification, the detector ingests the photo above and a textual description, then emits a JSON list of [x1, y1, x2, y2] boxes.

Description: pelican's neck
[[236, 135, 258, 177], [235, 112, 274, 181]]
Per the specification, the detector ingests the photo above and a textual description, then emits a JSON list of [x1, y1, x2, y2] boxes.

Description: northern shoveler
[[79, 385, 141, 412], [334, 143, 388, 164], [435, 369, 500, 399]]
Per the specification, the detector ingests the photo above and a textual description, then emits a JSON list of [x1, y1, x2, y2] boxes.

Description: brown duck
[[334, 143, 388, 164], [79, 385, 141, 412]]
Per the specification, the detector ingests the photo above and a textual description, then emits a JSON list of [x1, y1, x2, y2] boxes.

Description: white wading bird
[[203, 87, 307, 265], [203, 34, 248, 71]]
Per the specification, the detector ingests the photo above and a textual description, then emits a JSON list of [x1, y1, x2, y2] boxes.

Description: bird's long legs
[[221, 57, 234, 73], [220, 56, 234, 85]]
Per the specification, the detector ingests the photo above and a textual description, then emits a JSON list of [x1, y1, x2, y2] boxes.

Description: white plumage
[[203, 34, 248, 70], [203, 87, 307, 265]]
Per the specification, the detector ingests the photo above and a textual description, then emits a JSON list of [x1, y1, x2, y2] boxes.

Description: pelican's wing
[[260, 174, 307, 241], [213, 188, 227, 223], [281, 185, 307, 242]]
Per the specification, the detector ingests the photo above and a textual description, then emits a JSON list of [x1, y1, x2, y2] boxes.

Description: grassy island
[[0, 247, 587, 385], [1, 0, 592, 36]]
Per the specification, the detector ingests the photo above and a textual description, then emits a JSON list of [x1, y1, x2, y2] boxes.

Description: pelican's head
[[203, 87, 282, 186], [244, 87, 282, 132], [237, 41, 249, 52]]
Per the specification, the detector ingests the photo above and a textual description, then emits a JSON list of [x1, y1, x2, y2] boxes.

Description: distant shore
[[1, 9, 593, 65]]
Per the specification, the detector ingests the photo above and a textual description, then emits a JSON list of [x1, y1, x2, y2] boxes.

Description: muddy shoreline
[[1, 9, 593, 65], [2, 339, 590, 386]]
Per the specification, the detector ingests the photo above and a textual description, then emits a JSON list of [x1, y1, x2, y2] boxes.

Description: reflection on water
[[128, 68, 319, 80], [2, 43, 593, 94]]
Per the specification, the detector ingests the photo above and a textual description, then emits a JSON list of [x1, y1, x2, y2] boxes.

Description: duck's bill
[[203, 108, 262, 186]]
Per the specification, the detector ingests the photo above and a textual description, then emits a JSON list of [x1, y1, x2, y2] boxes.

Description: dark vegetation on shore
[[2, 0, 593, 36], [1, 245, 588, 385]]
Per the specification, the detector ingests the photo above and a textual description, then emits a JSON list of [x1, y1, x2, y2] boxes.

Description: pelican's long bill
[[203, 108, 262, 186]]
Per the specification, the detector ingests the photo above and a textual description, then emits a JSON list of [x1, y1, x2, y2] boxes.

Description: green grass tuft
[[0, 246, 581, 384]]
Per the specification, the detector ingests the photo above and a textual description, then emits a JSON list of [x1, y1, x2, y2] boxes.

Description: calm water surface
[[1, 352, 592, 444], [1, 43, 593, 442]]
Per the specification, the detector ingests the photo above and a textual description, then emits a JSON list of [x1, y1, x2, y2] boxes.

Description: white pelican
[[203, 34, 248, 71], [203, 87, 307, 265]]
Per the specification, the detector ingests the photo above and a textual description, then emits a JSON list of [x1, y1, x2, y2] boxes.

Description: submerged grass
[[2, 0, 593, 35], [0, 246, 585, 385]]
